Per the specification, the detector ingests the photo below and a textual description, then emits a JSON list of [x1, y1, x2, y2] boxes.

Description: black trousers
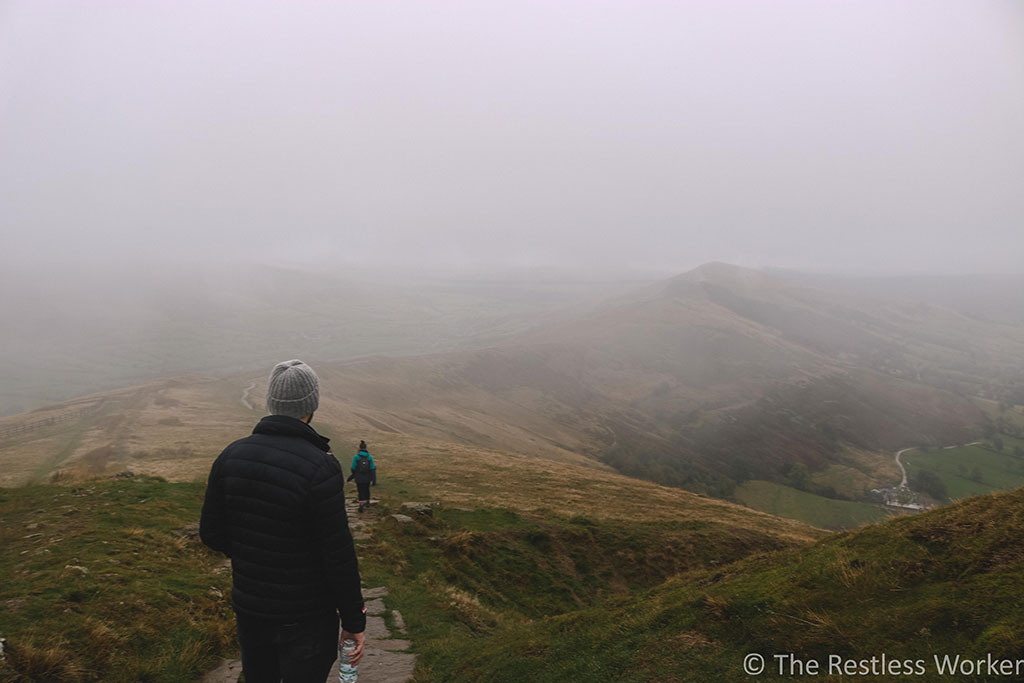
[[235, 610, 338, 683], [357, 481, 371, 502]]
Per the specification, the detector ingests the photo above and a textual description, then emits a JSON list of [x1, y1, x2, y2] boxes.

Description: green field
[[903, 435, 1024, 502], [732, 480, 893, 529]]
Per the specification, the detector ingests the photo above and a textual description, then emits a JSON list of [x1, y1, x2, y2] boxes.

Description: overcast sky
[[1, 0, 1022, 275]]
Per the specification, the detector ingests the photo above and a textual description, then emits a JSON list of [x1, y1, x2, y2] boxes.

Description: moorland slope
[[4, 264, 1023, 507]]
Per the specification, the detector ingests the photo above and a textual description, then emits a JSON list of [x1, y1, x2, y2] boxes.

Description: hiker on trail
[[347, 440, 377, 513], [200, 359, 367, 682]]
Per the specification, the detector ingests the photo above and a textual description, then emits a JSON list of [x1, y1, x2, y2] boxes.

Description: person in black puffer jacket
[[200, 359, 366, 682]]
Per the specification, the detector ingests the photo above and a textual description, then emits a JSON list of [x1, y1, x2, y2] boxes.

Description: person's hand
[[340, 630, 366, 665]]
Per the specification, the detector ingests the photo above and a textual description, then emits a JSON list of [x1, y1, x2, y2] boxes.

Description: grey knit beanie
[[266, 359, 320, 418]]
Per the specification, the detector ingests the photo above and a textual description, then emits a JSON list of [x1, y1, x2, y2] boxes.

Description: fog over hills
[[769, 270, 1024, 326], [4, 263, 1023, 505], [314, 262, 1023, 496], [0, 262, 643, 417]]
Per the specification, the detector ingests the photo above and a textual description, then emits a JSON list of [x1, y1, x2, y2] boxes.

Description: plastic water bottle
[[338, 638, 358, 682]]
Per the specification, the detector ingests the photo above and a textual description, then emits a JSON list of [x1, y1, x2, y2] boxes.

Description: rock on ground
[[201, 658, 243, 683]]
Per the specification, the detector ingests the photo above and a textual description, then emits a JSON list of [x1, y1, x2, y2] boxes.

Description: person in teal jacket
[[346, 440, 377, 513]]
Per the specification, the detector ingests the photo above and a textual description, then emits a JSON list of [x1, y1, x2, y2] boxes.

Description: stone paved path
[[202, 495, 414, 682], [327, 585, 416, 683]]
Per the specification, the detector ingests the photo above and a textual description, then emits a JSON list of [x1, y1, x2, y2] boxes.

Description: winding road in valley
[[894, 447, 913, 488]]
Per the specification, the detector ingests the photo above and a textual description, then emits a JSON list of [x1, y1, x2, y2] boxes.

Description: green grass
[[903, 435, 1024, 502], [1, 469, 807, 682], [732, 480, 893, 529], [391, 487, 1024, 682], [9, 464, 1022, 682], [0, 478, 236, 682], [360, 502, 801, 626], [355, 476, 815, 682]]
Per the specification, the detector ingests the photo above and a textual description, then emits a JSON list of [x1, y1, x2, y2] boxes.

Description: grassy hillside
[[732, 480, 894, 530], [0, 477, 234, 682], [343, 437, 822, 544], [379, 487, 1024, 682], [7, 439, 1023, 682], [362, 504, 802, 633], [0, 438, 822, 681], [0, 377, 259, 487], [0, 363, 614, 488], [351, 454, 824, 681]]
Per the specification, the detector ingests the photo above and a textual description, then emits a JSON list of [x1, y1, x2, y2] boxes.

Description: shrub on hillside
[[909, 469, 948, 501]]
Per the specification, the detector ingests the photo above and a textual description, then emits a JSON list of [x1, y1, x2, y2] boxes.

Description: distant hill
[[314, 263, 1023, 497], [3, 263, 1023, 508]]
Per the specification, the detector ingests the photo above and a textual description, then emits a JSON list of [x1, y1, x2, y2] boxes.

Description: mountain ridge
[[2, 264, 1021, 508]]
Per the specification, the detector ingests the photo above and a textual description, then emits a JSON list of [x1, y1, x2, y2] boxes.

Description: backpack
[[355, 453, 372, 474]]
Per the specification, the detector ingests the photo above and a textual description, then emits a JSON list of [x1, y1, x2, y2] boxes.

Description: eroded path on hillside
[[202, 496, 415, 683], [239, 381, 257, 411]]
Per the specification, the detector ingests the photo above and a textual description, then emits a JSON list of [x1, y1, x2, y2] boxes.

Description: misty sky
[[1, 1, 1022, 274]]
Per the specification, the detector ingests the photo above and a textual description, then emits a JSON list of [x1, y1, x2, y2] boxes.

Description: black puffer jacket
[[200, 415, 365, 632]]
